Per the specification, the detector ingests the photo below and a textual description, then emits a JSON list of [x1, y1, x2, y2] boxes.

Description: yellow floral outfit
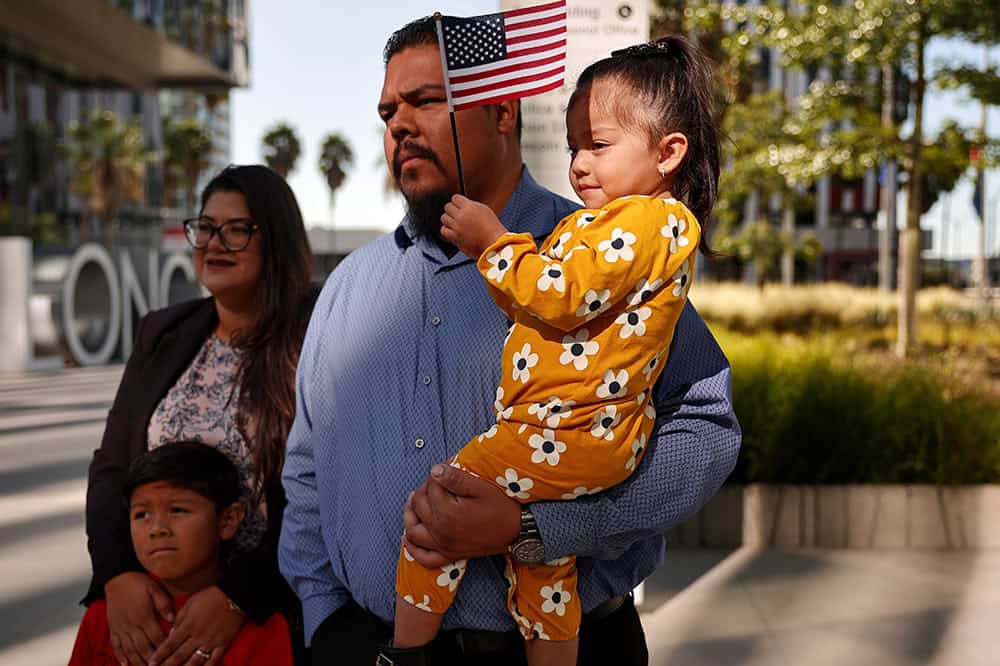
[[396, 195, 700, 641]]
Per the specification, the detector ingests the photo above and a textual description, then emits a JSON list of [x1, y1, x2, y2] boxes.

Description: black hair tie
[[611, 40, 671, 58]]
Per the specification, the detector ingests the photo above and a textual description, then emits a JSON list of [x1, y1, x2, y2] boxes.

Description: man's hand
[[104, 571, 173, 665], [402, 464, 521, 568], [148, 586, 245, 666], [440, 195, 508, 259]]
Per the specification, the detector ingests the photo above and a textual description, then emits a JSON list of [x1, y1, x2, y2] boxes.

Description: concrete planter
[[668, 484, 1000, 550]]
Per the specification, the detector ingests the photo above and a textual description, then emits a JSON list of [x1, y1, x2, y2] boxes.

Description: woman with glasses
[[83, 165, 317, 666]]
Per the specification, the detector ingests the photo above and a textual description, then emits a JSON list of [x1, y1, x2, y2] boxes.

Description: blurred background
[[0, 0, 998, 664]]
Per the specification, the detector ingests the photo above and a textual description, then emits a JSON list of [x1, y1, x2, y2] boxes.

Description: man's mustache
[[393, 141, 443, 179]]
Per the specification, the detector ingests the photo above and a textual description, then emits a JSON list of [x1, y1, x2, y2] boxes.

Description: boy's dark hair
[[124, 442, 242, 511], [569, 35, 721, 254], [382, 15, 522, 140]]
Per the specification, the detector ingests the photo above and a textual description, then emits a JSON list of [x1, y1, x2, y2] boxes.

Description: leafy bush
[[721, 332, 1000, 484]]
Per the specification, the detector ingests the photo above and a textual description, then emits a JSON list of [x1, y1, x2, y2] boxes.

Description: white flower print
[[641, 352, 663, 381], [598, 227, 636, 263], [542, 397, 574, 428], [548, 231, 572, 259], [528, 397, 575, 427], [662, 197, 678, 205], [511, 343, 539, 383], [436, 560, 467, 592], [546, 556, 571, 566], [478, 423, 499, 442], [615, 306, 652, 339], [576, 212, 596, 228], [661, 212, 691, 254], [496, 468, 534, 499], [559, 330, 599, 371], [403, 545, 415, 562], [671, 261, 692, 298], [596, 369, 629, 399], [527, 399, 549, 421], [627, 278, 664, 308], [494, 386, 513, 421], [561, 486, 604, 500], [529, 429, 567, 466], [503, 323, 516, 347], [485, 246, 515, 282], [636, 391, 657, 420], [403, 594, 432, 611], [575, 289, 611, 321], [626, 433, 647, 471], [536, 261, 566, 293], [531, 622, 550, 640], [590, 405, 621, 441], [541, 581, 572, 616], [562, 246, 583, 261]]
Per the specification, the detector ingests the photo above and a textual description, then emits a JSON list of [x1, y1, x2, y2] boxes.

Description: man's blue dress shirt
[[280, 168, 740, 643]]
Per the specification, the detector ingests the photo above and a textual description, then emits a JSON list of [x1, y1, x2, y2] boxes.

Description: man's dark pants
[[311, 596, 648, 666]]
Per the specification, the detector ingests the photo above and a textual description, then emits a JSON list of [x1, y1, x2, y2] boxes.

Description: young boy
[[69, 442, 293, 665]]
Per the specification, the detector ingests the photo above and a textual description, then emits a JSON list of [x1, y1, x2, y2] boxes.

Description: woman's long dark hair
[[200, 165, 313, 498], [569, 35, 720, 255]]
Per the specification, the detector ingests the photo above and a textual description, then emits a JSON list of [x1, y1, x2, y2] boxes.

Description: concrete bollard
[[0, 237, 33, 375]]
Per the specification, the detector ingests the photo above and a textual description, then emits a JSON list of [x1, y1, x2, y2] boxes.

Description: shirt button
[[431, 316, 442, 326], [422, 375, 432, 385], [415, 438, 425, 449]]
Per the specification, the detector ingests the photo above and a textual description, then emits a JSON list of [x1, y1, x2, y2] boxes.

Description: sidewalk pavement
[[640, 548, 1000, 666]]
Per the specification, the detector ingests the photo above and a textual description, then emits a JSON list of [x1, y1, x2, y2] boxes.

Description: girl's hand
[[104, 572, 173, 666], [440, 195, 508, 259], [148, 586, 245, 666]]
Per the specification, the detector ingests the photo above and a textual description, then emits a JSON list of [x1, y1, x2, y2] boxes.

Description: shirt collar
[[393, 166, 554, 266]]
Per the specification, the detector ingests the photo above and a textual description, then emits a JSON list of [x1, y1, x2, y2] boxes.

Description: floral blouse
[[147, 335, 267, 554]]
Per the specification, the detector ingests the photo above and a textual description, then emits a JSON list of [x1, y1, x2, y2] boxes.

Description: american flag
[[437, 0, 567, 111]]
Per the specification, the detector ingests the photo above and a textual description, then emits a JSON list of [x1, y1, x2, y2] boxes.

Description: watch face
[[513, 538, 545, 563]]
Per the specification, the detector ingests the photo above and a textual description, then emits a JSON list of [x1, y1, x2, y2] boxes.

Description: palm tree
[[261, 122, 301, 178], [63, 109, 151, 240], [163, 118, 214, 212], [318, 132, 354, 210]]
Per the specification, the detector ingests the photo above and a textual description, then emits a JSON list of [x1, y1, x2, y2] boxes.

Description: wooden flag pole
[[433, 12, 467, 196]]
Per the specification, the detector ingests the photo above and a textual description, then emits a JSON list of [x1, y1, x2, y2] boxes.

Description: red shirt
[[68, 596, 293, 666]]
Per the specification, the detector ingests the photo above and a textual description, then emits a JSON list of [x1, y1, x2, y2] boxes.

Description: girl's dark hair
[[200, 165, 313, 498], [569, 35, 720, 254], [124, 442, 241, 510]]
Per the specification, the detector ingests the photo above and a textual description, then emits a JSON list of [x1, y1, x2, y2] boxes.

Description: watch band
[[510, 507, 546, 564], [518, 507, 539, 540]]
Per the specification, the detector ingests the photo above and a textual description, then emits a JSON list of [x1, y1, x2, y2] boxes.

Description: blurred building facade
[[0, 0, 249, 251]]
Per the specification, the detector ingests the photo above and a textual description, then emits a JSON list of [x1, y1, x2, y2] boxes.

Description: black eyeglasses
[[182, 218, 260, 252]]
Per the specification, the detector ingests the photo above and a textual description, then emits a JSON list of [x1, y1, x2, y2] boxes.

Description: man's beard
[[405, 189, 454, 239], [393, 139, 456, 239]]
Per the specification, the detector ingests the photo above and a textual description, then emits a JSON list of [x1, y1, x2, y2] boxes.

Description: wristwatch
[[510, 507, 546, 564]]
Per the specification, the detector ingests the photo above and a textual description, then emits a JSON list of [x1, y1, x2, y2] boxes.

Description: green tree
[[63, 109, 151, 238], [261, 122, 301, 179], [318, 132, 354, 209], [163, 118, 214, 212], [749, 0, 1000, 355]]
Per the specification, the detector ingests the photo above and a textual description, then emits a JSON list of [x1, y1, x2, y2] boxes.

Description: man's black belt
[[440, 593, 628, 655]]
